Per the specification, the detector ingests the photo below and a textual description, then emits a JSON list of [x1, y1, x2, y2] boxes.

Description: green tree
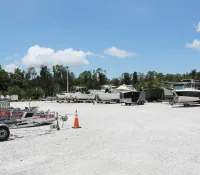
[[53, 84, 61, 96], [0, 67, 10, 91], [195, 71, 200, 80], [110, 78, 120, 86], [189, 69, 197, 79], [121, 72, 131, 85], [96, 68, 108, 86], [132, 72, 138, 86], [6, 85, 26, 98], [11, 68, 25, 88], [76, 71, 92, 88], [26, 87, 44, 99], [40, 65, 53, 96], [145, 71, 160, 88]]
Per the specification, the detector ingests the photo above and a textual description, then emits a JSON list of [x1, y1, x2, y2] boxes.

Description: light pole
[[66, 66, 69, 93]]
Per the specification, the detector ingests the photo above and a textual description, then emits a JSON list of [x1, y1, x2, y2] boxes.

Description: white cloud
[[86, 51, 105, 58], [21, 45, 96, 69], [104, 46, 136, 58], [4, 63, 18, 73], [186, 39, 200, 51], [196, 22, 200, 32]]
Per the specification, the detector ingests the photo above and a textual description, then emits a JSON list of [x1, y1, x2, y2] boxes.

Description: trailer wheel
[[0, 126, 10, 142]]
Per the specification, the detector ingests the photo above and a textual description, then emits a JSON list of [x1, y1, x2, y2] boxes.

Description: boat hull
[[97, 93, 120, 101], [176, 90, 200, 97], [173, 95, 200, 105]]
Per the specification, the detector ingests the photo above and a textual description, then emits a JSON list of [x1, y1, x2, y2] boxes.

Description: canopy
[[116, 84, 136, 91]]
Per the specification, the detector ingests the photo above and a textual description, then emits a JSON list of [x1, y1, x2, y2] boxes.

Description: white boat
[[89, 85, 117, 94], [89, 84, 138, 102], [116, 84, 137, 92], [97, 92, 120, 102], [73, 92, 96, 100], [66, 86, 95, 101], [173, 79, 200, 97], [56, 91, 74, 100], [0, 101, 56, 128], [5, 95, 11, 100], [169, 79, 200, 106], [0, 95, 5, 101]]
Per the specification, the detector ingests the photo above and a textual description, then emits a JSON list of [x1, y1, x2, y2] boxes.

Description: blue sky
[[0, 0, 200, 78]]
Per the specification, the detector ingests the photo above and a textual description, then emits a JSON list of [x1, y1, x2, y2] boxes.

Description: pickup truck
[[0, 124, 10, 142]]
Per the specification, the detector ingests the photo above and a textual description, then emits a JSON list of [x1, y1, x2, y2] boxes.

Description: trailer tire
[[0, 126, 10, 142]]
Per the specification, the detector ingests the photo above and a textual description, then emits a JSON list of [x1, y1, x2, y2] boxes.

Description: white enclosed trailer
[[10, 95, 18, 102]]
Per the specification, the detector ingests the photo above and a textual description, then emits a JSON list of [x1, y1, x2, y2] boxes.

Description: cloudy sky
[[0, 0, 200, 78]]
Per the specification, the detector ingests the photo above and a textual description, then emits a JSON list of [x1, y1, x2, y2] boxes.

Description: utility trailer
[[120, 91, 146, 105], [10, 95, 18, 102], [144, 88, 164, 102]]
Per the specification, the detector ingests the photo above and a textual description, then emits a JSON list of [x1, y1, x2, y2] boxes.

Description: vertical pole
[[66, 66, 69, 93], [67, 69, 68, 93], [56, 112, 60, 130]]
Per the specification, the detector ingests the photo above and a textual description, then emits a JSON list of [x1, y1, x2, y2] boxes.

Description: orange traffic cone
[[72, 110, 81, 129]]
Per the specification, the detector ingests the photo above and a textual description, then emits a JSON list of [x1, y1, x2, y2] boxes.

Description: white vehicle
[[10, 95, 18, 101]]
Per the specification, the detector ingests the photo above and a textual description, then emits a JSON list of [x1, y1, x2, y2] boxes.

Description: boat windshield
[[24, 113, 34, 118], [173, 84, 184, 90], [173, 82, 199, 90]]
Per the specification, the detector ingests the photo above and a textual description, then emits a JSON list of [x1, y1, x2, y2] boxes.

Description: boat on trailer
[[89, 85, 120, 103], [163, 79, 200, 106], [0, 101, 56, 128]]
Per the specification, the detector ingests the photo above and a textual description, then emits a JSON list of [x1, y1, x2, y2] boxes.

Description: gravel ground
[[1, 101, 200, 175]]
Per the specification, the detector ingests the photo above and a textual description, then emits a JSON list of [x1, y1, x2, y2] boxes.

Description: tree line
[[0, 64, 199, 99]]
